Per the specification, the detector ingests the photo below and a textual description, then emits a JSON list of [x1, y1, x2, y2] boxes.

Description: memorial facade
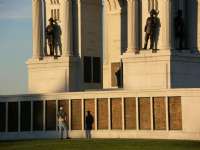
[[1, 0, 200, 140]]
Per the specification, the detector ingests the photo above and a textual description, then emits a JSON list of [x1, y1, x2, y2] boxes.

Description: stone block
[[27, 57, 80, 93], [123, 52, 200, 90]]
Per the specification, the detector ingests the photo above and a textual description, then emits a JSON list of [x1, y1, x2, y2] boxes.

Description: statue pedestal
[[26, 56, 81, 93], [122, 50, 200, 90]]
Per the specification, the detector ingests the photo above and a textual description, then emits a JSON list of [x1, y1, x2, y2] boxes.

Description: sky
[[0, 0, 32, 95]]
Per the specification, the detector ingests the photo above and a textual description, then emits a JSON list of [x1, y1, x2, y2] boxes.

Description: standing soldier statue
[[174, 10, 184, 50], [45, 18, 55, 56], [54, 20, 62, 57], [143, 9, 160, 51]]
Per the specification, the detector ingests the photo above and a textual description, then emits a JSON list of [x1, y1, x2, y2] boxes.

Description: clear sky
[[0, 0, 32, 95]]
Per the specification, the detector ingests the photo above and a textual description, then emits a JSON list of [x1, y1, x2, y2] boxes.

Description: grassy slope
[[0, 139, 200, 150]]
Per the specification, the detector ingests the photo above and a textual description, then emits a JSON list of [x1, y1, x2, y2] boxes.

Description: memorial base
[[27, 56, 81, 93], [122, 50, 200, 90]]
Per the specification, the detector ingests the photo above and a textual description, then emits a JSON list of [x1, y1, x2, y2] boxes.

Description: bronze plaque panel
[[84, 99, 95, 129], [153, 97, 166, 130], [139, 97, 151, 130], [168, 97, 182, 130], [20, 101, 31, 131], [124, 97, 136, 129], [71, 99, 82, 130], [111, 98, 122, 129], [33, 101, 43, 131], [8, 102, 18, 132], [97, 98, 108, 129], [0, 102, 6, 132], [46, 101, 56, 131]]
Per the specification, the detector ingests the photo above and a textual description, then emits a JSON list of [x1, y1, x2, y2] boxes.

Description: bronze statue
[[143, 9, 160, 50], [54, 20, 62, 57], [45, 18, 55, 56], [174, 10, 184, 50], [153, 11, 161, 51]]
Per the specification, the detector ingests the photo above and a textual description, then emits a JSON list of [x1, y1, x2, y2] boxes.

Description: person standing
[[57, 106, 69, 139], [85, 111, 94, 139]]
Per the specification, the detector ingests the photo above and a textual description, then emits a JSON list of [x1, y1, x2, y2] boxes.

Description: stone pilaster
[[32, 0, 42, 59], [159, 0, 171, 50], [61, 0, 73, 57], [101, 0, 106, 64], [77, 0, 82, 57], [126, 0, 137, 53]]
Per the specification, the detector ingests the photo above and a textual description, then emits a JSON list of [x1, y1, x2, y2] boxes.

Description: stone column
[[32, 0, 42, 59], [159, 0, 171, 50], [101, 0, 106, 64], [77, 0, 82, 57], [61, 0, 73, 57], [126, 0, 137, 53]]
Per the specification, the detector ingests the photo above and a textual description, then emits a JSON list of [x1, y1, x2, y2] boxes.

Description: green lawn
[[0, 139, 200, 150]]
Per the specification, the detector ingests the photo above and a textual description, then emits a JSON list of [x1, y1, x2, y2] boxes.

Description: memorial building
[[1, 0, 200, 140]]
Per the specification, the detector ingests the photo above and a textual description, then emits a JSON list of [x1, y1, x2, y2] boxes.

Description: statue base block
[[122, 50, 200, 90], [26, 56, 80, 93]]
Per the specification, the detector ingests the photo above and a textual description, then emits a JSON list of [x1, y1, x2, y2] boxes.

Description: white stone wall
[[1, 89, 200, 140]]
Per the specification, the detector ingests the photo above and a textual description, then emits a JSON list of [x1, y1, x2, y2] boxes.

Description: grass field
[[0, 139, 200, 150]]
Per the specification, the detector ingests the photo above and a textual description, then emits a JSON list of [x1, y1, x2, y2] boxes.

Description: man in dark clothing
[[85, 111, 94, 139]]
